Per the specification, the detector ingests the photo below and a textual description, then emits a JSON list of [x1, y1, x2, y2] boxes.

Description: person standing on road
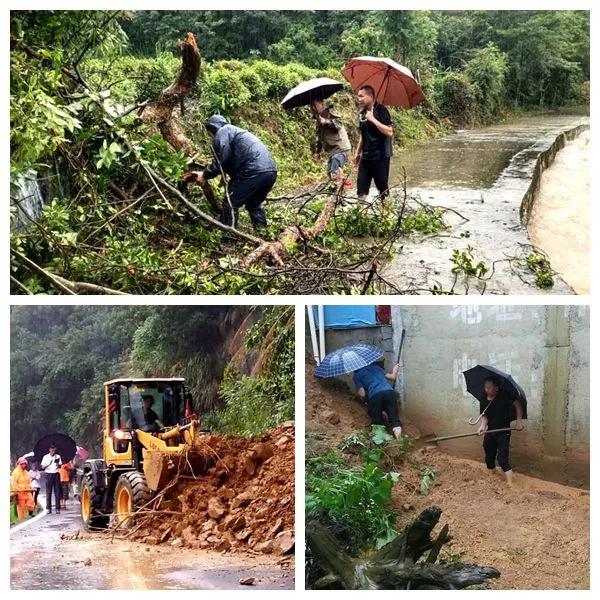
[[28, 462, 41, 509], [353, 361, 402, 438], [354, 85, 394, 204], [186, 115, 278, 230], [11, 458, 35, 521], [59, 461, 72, 510], [40, 445, 62, 514], [312, 99, 352, 187], [476, 376, 524, 487]]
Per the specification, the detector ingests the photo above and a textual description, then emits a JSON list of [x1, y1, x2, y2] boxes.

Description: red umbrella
[[76, 446, 90, 460], [342, 56, 426, 108]]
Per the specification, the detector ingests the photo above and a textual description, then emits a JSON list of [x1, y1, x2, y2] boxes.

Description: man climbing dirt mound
[[131, 422, 295, 557], [306, 371, 589, 589]]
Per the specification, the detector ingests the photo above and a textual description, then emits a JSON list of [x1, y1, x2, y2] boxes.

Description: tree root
[[307, 506, 500, 590]]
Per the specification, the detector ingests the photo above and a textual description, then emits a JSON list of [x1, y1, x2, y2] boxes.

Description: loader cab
[[103, 378, 189, 467]]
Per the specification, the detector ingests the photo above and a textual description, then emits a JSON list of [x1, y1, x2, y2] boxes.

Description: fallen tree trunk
[[141, 32, 220, 214], [241, 194, 338, 268], [307, 506, 500, 590]]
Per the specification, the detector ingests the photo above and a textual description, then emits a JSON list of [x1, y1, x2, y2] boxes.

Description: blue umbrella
[[315, 344, 384, 378]]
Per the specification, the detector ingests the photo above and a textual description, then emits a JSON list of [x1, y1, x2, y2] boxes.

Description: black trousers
[[367, 390, 401, 428], [357, 158, 390, 198], [220, 171, 277, 229], [483, 431, 511, 472], [32, 489, 39, 506], [45, 472, 61, 511]]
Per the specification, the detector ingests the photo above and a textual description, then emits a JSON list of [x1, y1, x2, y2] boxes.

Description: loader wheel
[[80, 474, 109, 531], [113, 471, 152, 528]]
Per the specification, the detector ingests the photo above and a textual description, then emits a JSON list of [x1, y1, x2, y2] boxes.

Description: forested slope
[[10, 305, 294, 458]]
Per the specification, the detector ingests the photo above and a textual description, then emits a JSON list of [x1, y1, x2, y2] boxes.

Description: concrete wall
[[391, 305, 589, 488]]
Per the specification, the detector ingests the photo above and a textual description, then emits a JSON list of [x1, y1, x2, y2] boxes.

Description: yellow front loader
[[79, 378, 199, 530]]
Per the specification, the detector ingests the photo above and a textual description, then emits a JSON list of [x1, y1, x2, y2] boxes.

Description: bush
[[208, 306, 294, 436], [465, 43, 508, 121], [433, 71, 475, 124], [306, 426, 403, 550], [203, 63, 252, 113]]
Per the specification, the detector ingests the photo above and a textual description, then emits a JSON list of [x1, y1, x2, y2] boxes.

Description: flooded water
[[381, 112, 590, 294]]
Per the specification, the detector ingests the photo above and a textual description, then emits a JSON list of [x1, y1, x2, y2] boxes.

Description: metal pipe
[[318, 305, 326, 361], [307, 305, 320, 365]]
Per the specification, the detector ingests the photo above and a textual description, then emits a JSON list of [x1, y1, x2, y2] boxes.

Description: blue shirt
[[353, 364, 393, 398]]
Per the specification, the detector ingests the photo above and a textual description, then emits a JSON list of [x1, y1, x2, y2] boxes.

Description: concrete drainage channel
[[381, 114, 589, 295]]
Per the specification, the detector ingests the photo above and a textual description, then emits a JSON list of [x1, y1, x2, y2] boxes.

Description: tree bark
[[307, 506, 500, 590], [241, 195, 338, 268], [141, 32, 220, 214]]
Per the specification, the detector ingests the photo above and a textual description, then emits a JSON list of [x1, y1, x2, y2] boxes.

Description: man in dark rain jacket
[[189, 115, 277, 229]]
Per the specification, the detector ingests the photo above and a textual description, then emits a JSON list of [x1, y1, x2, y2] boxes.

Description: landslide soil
[[132, 422, 295, 560], [306, 370, 590, 590]]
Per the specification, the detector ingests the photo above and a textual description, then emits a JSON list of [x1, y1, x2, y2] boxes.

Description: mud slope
[[305, 370, 590, 590]]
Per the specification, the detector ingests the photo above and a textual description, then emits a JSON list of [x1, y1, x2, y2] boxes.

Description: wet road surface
[[10, 505, 294, 590], [381, 112, 589, 294]]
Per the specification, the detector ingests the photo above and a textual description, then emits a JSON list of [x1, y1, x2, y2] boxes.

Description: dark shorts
[[357, 157, 391, 197], [61, 482, 70, 499], [328, 152, 348, 177], [483, 431, 511, 472]]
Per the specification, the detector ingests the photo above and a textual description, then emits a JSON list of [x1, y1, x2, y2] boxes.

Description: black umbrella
[[281, 77, 344, 109], [462, 365, 528, 420], [34, 433, 77, 464]]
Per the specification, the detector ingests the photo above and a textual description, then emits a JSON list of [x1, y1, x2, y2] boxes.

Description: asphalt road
[[10, 499, 294, 590]]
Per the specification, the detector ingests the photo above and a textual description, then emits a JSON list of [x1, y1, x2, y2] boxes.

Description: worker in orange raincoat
[[11, 458, 35, 521]]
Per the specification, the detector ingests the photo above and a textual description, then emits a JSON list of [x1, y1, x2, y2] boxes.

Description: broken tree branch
[[241, 191, 340, 268], [140, 32, 220, 214]]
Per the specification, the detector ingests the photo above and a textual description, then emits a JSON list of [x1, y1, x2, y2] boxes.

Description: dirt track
[[306, 371, 590, 590]]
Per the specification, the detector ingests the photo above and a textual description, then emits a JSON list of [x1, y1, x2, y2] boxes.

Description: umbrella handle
[[468, 414, 483, 426]]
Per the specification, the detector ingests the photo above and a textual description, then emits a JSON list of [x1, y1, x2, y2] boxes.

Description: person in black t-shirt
[[353, 85, 394, 204], [476, 376, 524, 487]]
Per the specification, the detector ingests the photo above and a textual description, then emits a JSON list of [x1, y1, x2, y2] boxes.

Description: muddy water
[[382, 113, 590, 294], [10, 508, 293, 590], [528, 130, 590, 294]]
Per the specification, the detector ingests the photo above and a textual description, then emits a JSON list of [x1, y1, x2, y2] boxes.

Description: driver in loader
[[142, 395, 165, 432]]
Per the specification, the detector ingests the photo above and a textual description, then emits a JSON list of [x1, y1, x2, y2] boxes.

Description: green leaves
[[420, 467, 437, 495], [451, 246, 489, 278], [96, 139, 124, 170]]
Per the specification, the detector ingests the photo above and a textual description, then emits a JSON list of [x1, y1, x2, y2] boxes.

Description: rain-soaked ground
[[10, 502, 294, 590], [380, 112, 590, 294]]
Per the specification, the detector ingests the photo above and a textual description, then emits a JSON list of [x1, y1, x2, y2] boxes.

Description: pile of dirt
[[132, 422, 294, 557], [305, 367, 590, 590], [305, 368, 421, 450]]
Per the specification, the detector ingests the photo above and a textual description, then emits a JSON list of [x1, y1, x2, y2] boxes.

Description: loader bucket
[[143, 449, 212, 491], [144, 451, 180, 491]]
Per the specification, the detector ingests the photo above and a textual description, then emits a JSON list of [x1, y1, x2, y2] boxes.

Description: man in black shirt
[[353, 85, 394, 204], [477, 376, 524, 486]]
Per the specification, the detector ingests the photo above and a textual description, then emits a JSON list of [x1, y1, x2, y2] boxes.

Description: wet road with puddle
[[10, 505, 294, 590], [380, 112, 589, 294]]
